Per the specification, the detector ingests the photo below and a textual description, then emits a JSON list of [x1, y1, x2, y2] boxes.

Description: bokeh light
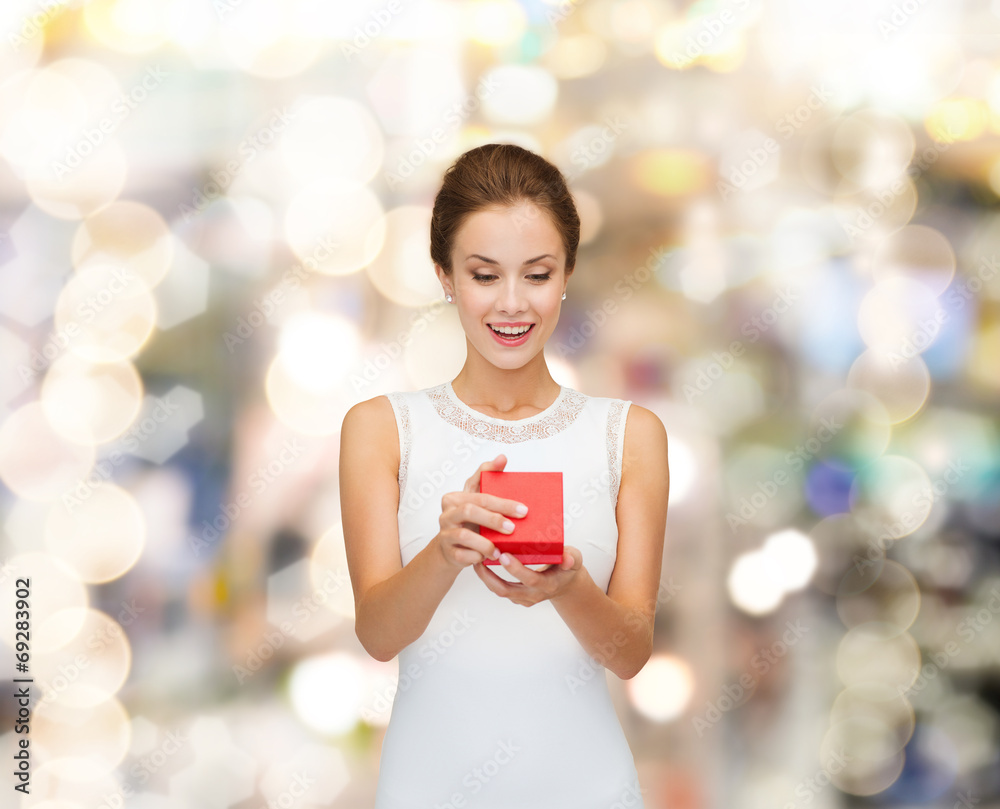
[[53, 263, 158, 362], [2, 4, 999, 806], [284, 180, 386, 276], [627, 654, 694, 722], [41, 355, 144, 445], [44, 482, 145, 583], [0, 403, 95, 500], [289, 652, 366, 735], [71, 200, 175, 289]]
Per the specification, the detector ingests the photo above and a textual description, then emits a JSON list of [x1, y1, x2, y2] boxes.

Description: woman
[[340, 143, 669, 808]]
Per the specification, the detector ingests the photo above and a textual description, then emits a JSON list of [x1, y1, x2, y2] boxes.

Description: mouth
[[488, 323, 535, 346]]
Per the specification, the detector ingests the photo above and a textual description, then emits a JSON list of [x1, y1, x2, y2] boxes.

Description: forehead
[[453, 203, 563, 252]]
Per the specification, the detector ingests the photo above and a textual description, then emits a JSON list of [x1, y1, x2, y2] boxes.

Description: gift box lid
[[479, 471, 563, 564]]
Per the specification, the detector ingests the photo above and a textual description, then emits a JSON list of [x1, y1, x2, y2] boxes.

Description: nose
[[495, 278, 527, 316]]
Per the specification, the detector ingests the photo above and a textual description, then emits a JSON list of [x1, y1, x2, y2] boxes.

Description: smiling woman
[[339, 143, 669, 809]]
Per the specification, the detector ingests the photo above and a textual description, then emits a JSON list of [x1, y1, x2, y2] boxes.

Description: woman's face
[[437, 202, 569, 371]]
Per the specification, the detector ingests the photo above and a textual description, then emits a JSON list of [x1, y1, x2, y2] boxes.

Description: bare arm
[[550, 404, 670, 679], [340, 398, 526, 662], [340, 397, 460, 662]]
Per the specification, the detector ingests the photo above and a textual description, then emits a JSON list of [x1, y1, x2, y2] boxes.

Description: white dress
[[376, 380, 644, 809]]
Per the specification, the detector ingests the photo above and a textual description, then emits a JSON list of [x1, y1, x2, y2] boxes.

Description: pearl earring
[[446, 294, 453, 303], [561, 292, 567, 300]]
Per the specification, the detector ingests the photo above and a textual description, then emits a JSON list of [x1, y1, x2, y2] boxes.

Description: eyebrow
[[464, 253, 557, 266]]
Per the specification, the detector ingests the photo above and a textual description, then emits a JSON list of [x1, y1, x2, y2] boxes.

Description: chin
[[476, 344, 543, 369]]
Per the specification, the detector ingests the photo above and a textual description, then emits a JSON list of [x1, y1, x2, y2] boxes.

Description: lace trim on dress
[[607, 400, 629, 509], [386, 392, 412, 495], [426, 383, 587, 442]]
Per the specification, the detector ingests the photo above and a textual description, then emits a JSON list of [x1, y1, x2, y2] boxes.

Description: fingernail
[[502, 520, 515, 532], [492, 548, 500, 559], [501, 553, 511, 565], [515, 504, 528, 516]]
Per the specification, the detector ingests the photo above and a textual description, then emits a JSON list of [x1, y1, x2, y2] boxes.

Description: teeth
[[491, 325, 531, 336]]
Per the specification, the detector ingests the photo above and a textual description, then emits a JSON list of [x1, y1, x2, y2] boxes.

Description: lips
[[488, 323, 535, 345], [489, 324, 532, 336]]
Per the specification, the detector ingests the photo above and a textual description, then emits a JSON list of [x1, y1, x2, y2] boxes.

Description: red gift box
[[479, 471, 563, 565]]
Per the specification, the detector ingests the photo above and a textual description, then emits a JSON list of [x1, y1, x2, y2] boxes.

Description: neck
[[451, 346, 560, 417]]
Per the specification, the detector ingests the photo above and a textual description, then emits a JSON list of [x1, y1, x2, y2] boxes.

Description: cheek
[[540, 294, 562, 319]]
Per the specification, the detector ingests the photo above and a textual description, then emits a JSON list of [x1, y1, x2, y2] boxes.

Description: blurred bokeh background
[[1, 0, 999, 806]]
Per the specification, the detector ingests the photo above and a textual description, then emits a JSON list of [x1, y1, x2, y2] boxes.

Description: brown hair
[[430, 143, 580, 275]]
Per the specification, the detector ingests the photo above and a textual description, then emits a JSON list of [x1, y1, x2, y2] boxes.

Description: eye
[[528, 273, 552, 282], [472, 273, 496, 282]]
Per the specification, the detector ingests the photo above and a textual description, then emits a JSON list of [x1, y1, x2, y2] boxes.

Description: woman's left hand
[[473, 546, 583, 607]]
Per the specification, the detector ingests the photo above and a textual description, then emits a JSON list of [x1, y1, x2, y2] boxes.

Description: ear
[[434, 263, 453, 298]]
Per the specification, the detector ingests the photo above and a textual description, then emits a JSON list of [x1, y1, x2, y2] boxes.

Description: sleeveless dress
[[376, 380, 644, 809]]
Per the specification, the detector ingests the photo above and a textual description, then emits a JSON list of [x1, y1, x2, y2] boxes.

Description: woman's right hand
[[435, 454, 529, 570]]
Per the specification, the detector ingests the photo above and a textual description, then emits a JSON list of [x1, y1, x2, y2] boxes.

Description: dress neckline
[[445, 380, 567, 425]]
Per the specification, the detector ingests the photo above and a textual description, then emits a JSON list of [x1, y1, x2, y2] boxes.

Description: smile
[[488, 323, 534, 345]]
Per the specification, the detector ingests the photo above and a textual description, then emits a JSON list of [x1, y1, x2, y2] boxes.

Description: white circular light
[[762, 529, 818, 592]]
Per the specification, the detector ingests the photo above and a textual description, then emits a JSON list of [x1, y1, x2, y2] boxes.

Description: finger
[[445, 547, 489, 568], [450, 527, 502, 561], [463, 458, 490, 494], [473, 562, 517, 597], [451, 501, 519, 537], [473, 561, 501, 590], [471, 493, 529, 518], [463, 454, 507, 494], [561, 546, 583, 571], [498, 553, 540, 585]]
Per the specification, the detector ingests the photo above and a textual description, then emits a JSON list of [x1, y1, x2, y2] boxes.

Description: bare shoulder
[[340, 394, 400, 469], [342, 393, 395, 428], [620, 403, 668, 485], [623, 403, 668, 450]]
